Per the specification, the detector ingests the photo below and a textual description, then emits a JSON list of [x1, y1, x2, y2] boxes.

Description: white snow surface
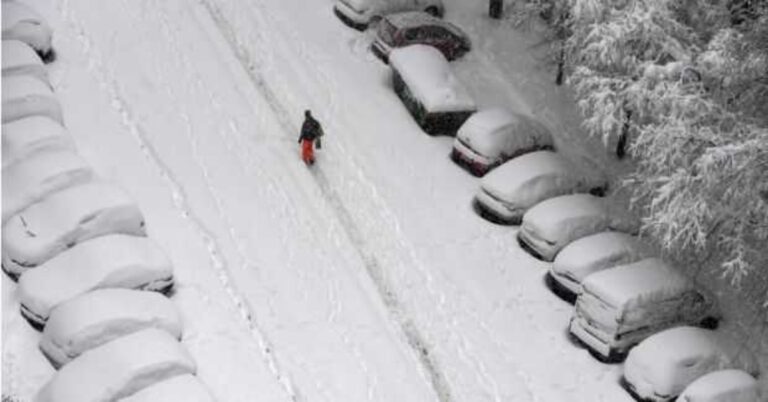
[[678, 369, 760, 402], [40, 288, 182, 368], [1, 74, 62, 124], [2, 116, 74, 168], [2, 181, 146, 275], [1, 0, 53, 54], [119, 374, 216, 402], [2, 39, 47, 83], [35, 328, 196, 402], [18, 234, 173, 324], [457, 108, 553, 159], [1, 147, 92, 223], [480, 150, 594, 211], [552, 231, 653, 288], [2, 0, 654, 401], [389, 44, 475, 112], [580, 258, 692, 310], [624, 327, 759, 400]]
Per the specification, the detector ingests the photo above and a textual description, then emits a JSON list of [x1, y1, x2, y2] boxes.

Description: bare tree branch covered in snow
[[559, 0, 768, 297]]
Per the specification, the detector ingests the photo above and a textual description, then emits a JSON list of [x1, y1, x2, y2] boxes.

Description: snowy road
[[3, 1, 633, 401]]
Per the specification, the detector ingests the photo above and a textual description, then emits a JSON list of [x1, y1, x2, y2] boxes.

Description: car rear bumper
[[333, 3, 369, 30], [474, 190, 521, 225], [569, 316, 613, 358], [545, 271, 579, 304], [517, 225, 557, 261], [450, 141, 493, 176], [370, 40, 390, 63]]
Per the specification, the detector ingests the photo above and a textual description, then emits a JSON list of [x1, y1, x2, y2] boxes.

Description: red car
[[371, 12, 470, 62]]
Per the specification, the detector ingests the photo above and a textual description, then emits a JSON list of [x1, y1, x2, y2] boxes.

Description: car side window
[[404, 28, 418, 42]]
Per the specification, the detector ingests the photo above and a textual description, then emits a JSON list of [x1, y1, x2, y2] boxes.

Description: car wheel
[[425, 6, 441, 17]]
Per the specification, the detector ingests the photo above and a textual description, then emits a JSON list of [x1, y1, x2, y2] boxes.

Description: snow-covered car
[[451, 108, 554, 176], [474, 151, 607, 225], [1, 148, 93, 223], [390, 45, 476, 135], [2, 1, 54, 61], [334, 0, 443, 31], [622, 327, 759, 402], [2, 116, 73, 168], [518, 193, 637, 261], [2, 181, 147, 278], [2, 75, 62, 124], [120, 374, 216, 402], [371, 12, 470, 62], [547, 231, 653, 303], [18, 234, 174, 328], [41, 288, 183, 368], [35, 328, 196, 402], [678, 369, 760, 402], [569, 259, 719, 362], [2, 39, 47, 83]]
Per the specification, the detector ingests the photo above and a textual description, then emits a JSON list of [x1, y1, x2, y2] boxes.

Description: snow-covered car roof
[[580, 258, 694, 309], [120, 374, 216, 402], [35, 328, 196, 402], [624, 327, 759, 399], [678, 369, 759, 402], [1, 148, 93, 223], [18, 234, 173, 325], [339, 0, 441, 15], [2, 74, 62, 124], [384, 11, 463, 34], [458, 108, 553, 158], [2, 39, 46, 82], [2, 116, 73, 168], [1, 1, 52, 55], [480, 151, 594, 209], [389, 45, 475, 113], [552, 231, 653, 285], [41, 288, 183, 368], [2, 181, 146, 275], [522, 193, 638, 244]]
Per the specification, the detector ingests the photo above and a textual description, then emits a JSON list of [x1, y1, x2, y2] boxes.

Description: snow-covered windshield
[[379, 20, 398, 45]]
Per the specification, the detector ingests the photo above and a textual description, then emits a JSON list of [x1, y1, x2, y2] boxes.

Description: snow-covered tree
[[564, 0, 768, 296]]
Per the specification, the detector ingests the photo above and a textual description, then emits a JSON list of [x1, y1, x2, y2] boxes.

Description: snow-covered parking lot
[[3, 0, 640, 401]]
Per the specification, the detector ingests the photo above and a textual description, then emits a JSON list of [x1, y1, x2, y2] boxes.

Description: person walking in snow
[[298, 110, 324, 165]]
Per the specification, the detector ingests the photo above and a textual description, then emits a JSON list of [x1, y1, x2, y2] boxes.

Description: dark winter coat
[[298, 115, 323, 143]]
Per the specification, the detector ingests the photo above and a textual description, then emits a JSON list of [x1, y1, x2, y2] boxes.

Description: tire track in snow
[[197, 2, 453, 401], [160, 3, 377, 400], [57, 2, 301, 401]]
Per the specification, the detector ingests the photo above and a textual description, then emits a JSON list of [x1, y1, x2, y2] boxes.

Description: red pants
[[301, 139, 314, 164]]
